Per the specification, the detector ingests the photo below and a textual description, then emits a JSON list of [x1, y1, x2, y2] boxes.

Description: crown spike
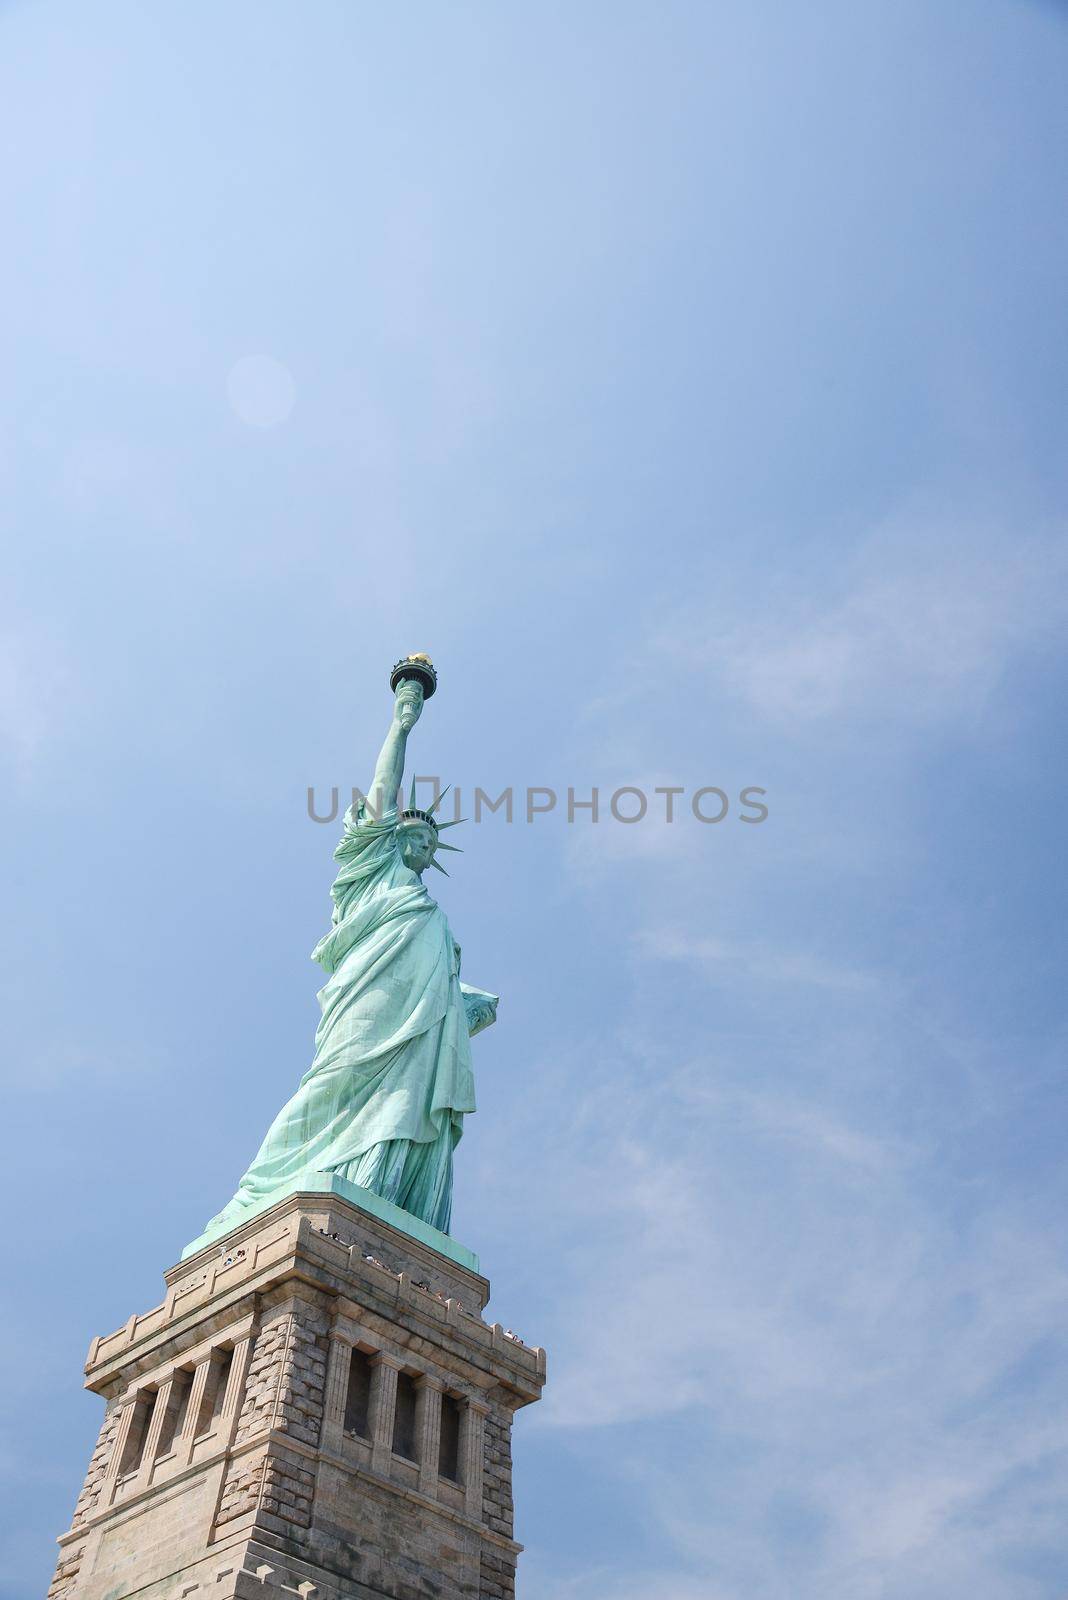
[[436, 818, 466, 829], [428, 784, 451, 816], [428, 857, 450, 876], [435, 841, 463, 853], [408, 776, 418, 811]]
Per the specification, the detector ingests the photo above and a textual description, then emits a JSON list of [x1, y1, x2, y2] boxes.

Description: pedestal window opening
[[344, 1348, 373, 1439], [439, 1392, 462, 1482], [392, 1371, 418, 1461]]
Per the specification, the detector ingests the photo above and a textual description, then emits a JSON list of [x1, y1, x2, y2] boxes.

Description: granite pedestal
[[50, 1185, 545, 1600]]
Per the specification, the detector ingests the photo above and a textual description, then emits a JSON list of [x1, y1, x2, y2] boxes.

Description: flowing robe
[[206, 804, 477, 1235]]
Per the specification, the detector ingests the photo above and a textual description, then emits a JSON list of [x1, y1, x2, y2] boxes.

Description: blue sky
[[3, 2, 1068, 1595]]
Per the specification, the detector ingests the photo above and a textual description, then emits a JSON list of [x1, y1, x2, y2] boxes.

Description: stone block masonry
[[51, 1188, 545, 1599]]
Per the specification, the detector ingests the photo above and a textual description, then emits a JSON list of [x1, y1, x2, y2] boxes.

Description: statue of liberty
[[203, 656, 497, 1240]]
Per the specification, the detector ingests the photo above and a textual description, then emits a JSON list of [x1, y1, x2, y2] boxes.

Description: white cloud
[[527, 1564, 734, 1600], [686, 1081, 907, 1176], [658, 516, 1068, 727], [477, 1007, 1068, 1599], [509, 511, 1068, 1596], [639, 926, 884, 995]]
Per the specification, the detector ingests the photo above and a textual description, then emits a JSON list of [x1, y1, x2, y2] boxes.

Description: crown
[[401, 807, 439, 831], [400, 780, 464, 875], [390, 652, 437, 699]]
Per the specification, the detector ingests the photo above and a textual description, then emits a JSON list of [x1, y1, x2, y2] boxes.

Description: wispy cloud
[[526, 1563, 735, 1600], [658, 516, 1068, 728], [639, 926, 884, 994], [682, 1080, 908, 1175], [506, 502, 1068, 1597], [474, 998, 1068, 1598]]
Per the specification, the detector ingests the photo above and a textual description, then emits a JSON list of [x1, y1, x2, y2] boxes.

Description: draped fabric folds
[[205, 804, 476, 1236]]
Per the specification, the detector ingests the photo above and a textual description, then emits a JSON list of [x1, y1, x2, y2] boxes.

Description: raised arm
[[367, 678, 424, 817]]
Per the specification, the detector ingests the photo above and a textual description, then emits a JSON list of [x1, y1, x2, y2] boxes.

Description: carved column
[[369, 1353, 401, 1476], [415, 1374, 443, 1497], [102, 1396, 139, 1507], [462, 1398, 489, 1520], [218, 1336, 254, 1447], [134, 1382, 173, 1486], [177, 1355, 213, 1466], [199, 1349, 228, 1430], [321, 1334, 352, 1453]]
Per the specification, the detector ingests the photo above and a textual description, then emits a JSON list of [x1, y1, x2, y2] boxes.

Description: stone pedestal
[[50, 1184, 545, 1600]]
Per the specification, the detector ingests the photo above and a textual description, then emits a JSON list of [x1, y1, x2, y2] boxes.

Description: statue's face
[[394, 679, 425, 732], [399, 823, 436, 874]]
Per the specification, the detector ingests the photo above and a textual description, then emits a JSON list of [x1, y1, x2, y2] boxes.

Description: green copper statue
[[203, 656, 497, 1240]]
